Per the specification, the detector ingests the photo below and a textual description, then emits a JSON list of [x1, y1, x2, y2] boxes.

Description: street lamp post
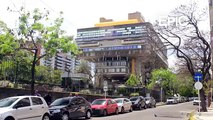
[[156, 79, 163, 103], [160, 86, 163, 103]]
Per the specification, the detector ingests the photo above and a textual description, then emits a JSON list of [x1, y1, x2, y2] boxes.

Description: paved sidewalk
[[156, 102, 166, 106], [193, 102, 213, 120]]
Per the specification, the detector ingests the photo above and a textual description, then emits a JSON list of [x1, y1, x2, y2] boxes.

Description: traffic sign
[[194, 81, 203, 90], [104, 81, 108, 86], [194, 72, 203, 82], [103, 86, 108, 91]]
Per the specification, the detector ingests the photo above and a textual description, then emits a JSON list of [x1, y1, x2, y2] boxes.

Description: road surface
[[83, 102, 197, 120]]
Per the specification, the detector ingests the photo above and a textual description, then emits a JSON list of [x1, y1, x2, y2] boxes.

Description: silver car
[[166, 97, 178, 104], [114, 98, 133, 113]]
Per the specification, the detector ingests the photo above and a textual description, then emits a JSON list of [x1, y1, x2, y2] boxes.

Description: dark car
[[130, 96, 146, 110], [145, 97, 156, 108], [49, 96, 92, 120]]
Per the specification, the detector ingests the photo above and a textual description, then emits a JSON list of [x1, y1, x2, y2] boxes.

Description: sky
[[0, 0, 210, 67]]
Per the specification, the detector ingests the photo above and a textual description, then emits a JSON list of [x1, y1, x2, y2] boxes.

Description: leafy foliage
[[35, 66, 62, 85], [125, 74, 140, 87], [148, 68, 177, 95]]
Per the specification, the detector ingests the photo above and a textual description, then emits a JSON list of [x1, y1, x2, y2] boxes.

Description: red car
[[91, 98, 119, 116]]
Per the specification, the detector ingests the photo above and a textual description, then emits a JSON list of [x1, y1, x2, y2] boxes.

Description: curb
[[156, 103, 166, 107], [188, 110, 196, 120]]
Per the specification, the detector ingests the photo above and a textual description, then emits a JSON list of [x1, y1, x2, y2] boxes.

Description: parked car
[[91, 98, 119, 116], [145, 97, 156, 108], [129, 96, 146, 110], [114, 98, 133, 113], [166, 97, 178, 104], [193, 97, 200, 105], [0, 95, 50, 120], [49, 96, 92, 120]]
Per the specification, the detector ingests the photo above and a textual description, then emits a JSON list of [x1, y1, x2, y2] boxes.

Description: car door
[[124, 99, 131, 111], [30, 97, 45, 120], [111, 100, 117, 113], [106, 100, 113, 114], [76, 97, 87, 117], [69, 98, 80, 118], [12, 97, 33, 120], [140, 97, 145, 107]]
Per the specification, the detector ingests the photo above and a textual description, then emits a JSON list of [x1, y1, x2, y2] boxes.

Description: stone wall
[[0, 87, 119, 103]]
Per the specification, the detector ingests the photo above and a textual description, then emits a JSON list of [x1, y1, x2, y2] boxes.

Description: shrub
[[130, 92, 139, 97]]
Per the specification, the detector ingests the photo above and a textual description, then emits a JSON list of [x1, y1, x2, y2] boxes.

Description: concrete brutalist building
[[76, 12, 168, 93]]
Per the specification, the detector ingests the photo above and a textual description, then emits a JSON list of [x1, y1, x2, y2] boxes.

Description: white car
[[114, 98, 133, 113], [166, 97, 178, 104], [193, 97, 200, 105], [0, 95, 50, 120]]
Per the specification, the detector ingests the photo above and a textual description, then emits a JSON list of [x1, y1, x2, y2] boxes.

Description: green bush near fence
[[130, 92, 139, 97]]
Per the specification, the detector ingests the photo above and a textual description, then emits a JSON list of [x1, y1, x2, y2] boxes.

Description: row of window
[[83, 50, 141, 57], [97, 68, 129, 73], [82, 45, 142, 52], [15, 97, 43, 108], [98, 61, 128, 66], [77, 26, 147, 39]]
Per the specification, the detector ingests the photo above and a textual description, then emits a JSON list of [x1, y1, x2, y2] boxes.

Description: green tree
[[77, 60, 92, 84], [178, 76, 196, 97], [148, 68, 177, 96], [35, 66, 62, 85], [155, 3, 210, 111], [10, 8, 79, 94], [0, 20, 19, 60], [125, 74, 140, 87]]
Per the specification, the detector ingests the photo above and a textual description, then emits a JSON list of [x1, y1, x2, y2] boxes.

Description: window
[[116, 68, 120, 72], [111, 100, 116, 104], [107, 100, 112, 105], [108, 69, 115, 72], [121, 68, 126, 72], [121, 61, 126, 66], [15, 98, 30, 108], [124, 99, 129, 103], [77, 98, 85, 104], [32, 97, 43, 105], [51, 98, 70, 106], [71, 98, 78, 105]]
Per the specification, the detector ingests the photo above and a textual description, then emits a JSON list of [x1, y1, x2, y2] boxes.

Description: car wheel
[[115, 108, 119, 115], [5, 117, 15, 120], [144, 104, 147, 109], [85, 110, 91, 119], [139, 105, 142, 110], [121, 107, 125, 113], [103, 109, 107, 116], [129, 106, 133, 112], [62, 113, 69, 120], [42, 114, 50, 120]]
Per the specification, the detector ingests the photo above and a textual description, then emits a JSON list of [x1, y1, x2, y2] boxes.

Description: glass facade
[[76, 23, 148, 41], [82, 45, 142, 52]]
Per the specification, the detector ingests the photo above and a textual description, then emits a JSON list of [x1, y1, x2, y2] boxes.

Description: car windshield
[[168, 97, 175, 99], [50, 98, 70, 106], [92, 100, 106, 105], [115, 99, 123, 103], [194, 98, 199, 100], [130, 97, 138, 101], [0, 97, 18, 108]]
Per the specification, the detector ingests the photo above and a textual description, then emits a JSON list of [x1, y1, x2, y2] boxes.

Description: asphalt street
[[74, 102, 197, 120]]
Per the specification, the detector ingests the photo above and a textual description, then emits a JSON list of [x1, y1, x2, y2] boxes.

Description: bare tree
[[154, 3, 211, 112]]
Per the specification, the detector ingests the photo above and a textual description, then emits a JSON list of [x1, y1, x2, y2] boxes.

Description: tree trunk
[[31, 49, 38, 95], [200, 88, 207, 112]]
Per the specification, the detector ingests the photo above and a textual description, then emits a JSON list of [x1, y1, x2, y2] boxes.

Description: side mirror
[[13, 104, 23, 109]]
